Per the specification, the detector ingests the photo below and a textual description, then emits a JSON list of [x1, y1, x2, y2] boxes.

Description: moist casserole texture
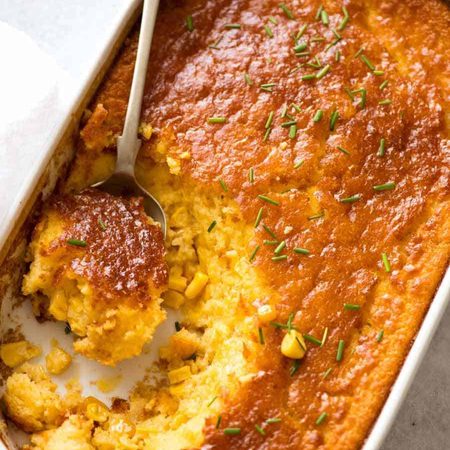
[[4, 0, 450, 448]]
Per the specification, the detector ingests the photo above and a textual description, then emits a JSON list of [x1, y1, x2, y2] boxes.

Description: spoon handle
[[115, 0, 159, 177]]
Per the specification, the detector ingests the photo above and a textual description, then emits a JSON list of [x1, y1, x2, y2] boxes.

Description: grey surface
[[382, 303, 450, 450]]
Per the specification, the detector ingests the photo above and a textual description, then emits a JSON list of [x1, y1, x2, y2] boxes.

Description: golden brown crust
[[66, 0, 450, 448]]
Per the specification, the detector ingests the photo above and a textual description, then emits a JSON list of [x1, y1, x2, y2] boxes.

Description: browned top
[[45, 189, 167, 303], [71, 0, 450, 448]]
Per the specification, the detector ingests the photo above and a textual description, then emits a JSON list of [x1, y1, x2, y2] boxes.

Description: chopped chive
[[316, 412, 328, 425], [263, 224, 277, 239], [297, 24, 307, 39], [244, 72, 253, 86], [263, 127, 272, 141], [186, 15, 194, 32], [351, 88, 367, 109], [208, 35, 223, 49], [313, 109, 323, 122], [294, 42, 308, 53], [296, 336, 306, 351], [272, 255, 288, 262], [274, 240, 286, 255], [208, 220, 217, 232], [322, 367, 332, 378], [219, 179, 228, 192], [224, 427, 241, 435], [354, 47, 364, 58], [255, 424, 266, 436], [264, 240, 278, 245], [294, 247, 310, 255], [289, 64, 303, 76], [373, 70, 384, 76], [258, 327, 265, 344], [320, 10, 329, 26], [311, 36, 325, 42], [266, 417, 282, 424], [264, 24, 274, 38], [291, 103, 301, 112], [279, 2, 294, 19], [337, 6, 350, 31], [329, 110, 339, 131], [315, 5, 323, 20], [316, 64, 330, 79], [335, 50, 341, 61], [360, 54, 375, 71], [249, 167, 255, 182], [302, 73, 316, 80], [303, 334, 322, 345], [281, 120, 297, 128], [337, 146, 350, 155], [216, 415, 222, 429], [98, 218, 107, 231], [379, 80, 389, 90], [373, 182, 396, 191], [265, 111, 274, 129], [294, 159, 304, 169], [261, 83, 276, 92], [339, 194, 361, 204], [344, 303, 361, 310], [378, 99, 392, 105], [296, 51, 311, 57], [289, 124, 297, 139], [175, 321, 181, 331], [377, 138, 386, 157], [290, 359, 301, 376], [258, 194, 280, 206], [269, 16, 278, 25], [250, 245, 260, 262], [344, 87, 355, 100], [225, 23, 241, 29], [207, 117, 227, 124], [321, 327, 328, 347], [336, 339, 345, 361], [207, 396, 217, 407], [308, 211, 324, 220], [332, 29, 342, 40], [377, 329, 384, 342], [255, 207, 264, 228], [381, 252, 391, 272], [67, 239, 87, 247]]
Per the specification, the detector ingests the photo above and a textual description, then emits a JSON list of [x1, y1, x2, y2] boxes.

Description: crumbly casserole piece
[[6, 0, 450, 448], [22, 189, 168, 366]]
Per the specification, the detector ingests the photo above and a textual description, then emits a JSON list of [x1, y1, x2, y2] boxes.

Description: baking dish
[[0, 1, 450, 448]]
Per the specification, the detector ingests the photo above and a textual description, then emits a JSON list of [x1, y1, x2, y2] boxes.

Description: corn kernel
[[46, 342, 72, 375], [0, 340, 42, 368], [185, 272, 209, 299], [84, 397, 109, 423], [257, 304, 277, 323], [168, 366, 191, 384], [281, 330, 307, 359], [163, 290, 185, 309]]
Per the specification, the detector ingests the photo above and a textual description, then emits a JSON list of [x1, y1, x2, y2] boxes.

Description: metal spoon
[[93, 0, 166, 236]]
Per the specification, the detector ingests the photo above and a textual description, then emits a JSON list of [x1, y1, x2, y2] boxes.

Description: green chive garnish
[[378, 99, 392, 105], [339, 194, 361, 204], [336, 50, 341, 61], [316, 64, 330, 79], [373, 182, 396, 191], [302, 73, 316, 80], [269, 16, 278, 25], [255, 424, 266, 436], [294, 247, 310, 255], [279, 2, 294, 19], [258, 194, 280, 206], [258, 327, 265, 345], [272, 255, 288, 262], [98, 218, 106, 231], [266, 417, 282, 424], [322, 367, 332, 378], [274, 241, 286, 255], [294, 42, 307, 53], [244, 73, 253, 86], [337, 146, 350, 155], [249, 167, 255, 183], [294, 159, 304, 169], [377, 138, 386, 157], [313, 110, 323, 122], [377, 329, 384, 342], [320, 10, 329, 26], [67, 239, 87, 247], [219, 179, 228, 192], [308, 211, 325, 220], [264, 128, 271, 141], [336, 339, 345, 361], [354, 47, 364, 58], [373, 70, 384, 76], [329, 110, 339, 131], [264, 24, 274, 38], [224, 428, 241, 435], [379, 80, 389, 90], [263, 224, 277, 239], [316, 412, 328, 425], [265, 111, 274, 129], [225, 23, 241, 29], [290, 359, 301, 376], [381, 252, 391, 272], [296, 24, 307, 39], [261, 83, 276, 92], [360, 54, 375, 71], [344, 303, 361, 310], [264, 240, 278, 246], [250, 245, 260, 262], [208, 220, 217, 232], [207, 396, 217, 407], [207, 117, 227, 124], [281, 120, 297, 128], [315, 5, 323, 20], [321, 327, 328, 347], [186, 15, 194, 32], [255, 207, 264, 228], [289, 124, 297, 139], [337, 6, 349, 31], [216, 415, 222, 429], [303, 334, 322, 345]]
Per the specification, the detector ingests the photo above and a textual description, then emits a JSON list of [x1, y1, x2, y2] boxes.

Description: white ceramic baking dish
[[0, 1, 449, 448]]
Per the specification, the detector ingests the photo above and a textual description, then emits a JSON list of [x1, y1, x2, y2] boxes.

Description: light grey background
[[0, 2, 449, 449]]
